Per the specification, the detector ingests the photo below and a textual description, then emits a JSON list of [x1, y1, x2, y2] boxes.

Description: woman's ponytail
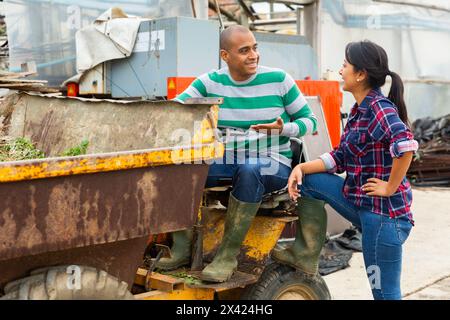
[[388, 71, 409, 126]]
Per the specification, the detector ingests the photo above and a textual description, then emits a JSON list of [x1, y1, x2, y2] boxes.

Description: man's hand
[[362, 178, 396, 197], [250, 117, 284, 135], [288, 165, 303, 201]]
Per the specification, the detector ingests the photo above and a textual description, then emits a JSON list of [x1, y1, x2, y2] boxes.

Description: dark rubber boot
[[155, 229, 193, 271], [199, 194, 260, 283], [271, 197, 328, 275]]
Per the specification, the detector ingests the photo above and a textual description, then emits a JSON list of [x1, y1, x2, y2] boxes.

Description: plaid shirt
[[320, 88, 418, 223]]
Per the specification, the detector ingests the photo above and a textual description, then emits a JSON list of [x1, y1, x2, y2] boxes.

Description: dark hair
[[345, 40, 409, 126]]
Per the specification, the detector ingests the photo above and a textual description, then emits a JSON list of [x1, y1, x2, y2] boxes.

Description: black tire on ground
[[1, 265, 134, 300], [241, 262, 331, 300]]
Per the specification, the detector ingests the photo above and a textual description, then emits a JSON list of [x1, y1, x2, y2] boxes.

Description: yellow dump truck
[[0, 92, 330, 300]]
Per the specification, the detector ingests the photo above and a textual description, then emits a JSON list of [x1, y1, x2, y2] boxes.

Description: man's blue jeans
[[299, 173, 413, 300], [205, 151, 291, 203]]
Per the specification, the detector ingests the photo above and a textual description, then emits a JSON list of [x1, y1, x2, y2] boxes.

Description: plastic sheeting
[[75, 8, 141, 73], [408, 114, 450, 186], [323, 0, 450, 32], [4, 0, 195, 86], [319, 240, 353, 276], [320, 0, 450, 121]]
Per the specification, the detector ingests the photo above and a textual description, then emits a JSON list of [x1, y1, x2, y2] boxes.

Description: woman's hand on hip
[[362, 178, 396, 197]]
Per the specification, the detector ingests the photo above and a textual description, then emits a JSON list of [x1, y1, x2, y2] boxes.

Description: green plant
[[158, 269, 203, 286], [0, 137, 45, 162], [61, 140, 89, 157]]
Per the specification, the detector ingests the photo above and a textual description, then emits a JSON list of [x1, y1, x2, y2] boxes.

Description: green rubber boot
[[200, 194, 261, 283], [271, 197, 328, 275], [155, 229, 193, 271]]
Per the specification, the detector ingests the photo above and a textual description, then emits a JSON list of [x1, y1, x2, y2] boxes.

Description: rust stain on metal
[[0, 95, 225, 290], [0, 236, 149, 290], [0, 164, 209, 263], [201, 208, 296, 270], [147, 272, 185, 293], [187, 270, 257, 292], [0, 141, 224, 183]]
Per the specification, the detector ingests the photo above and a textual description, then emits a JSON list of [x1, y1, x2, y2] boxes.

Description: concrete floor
[[323, 187, 450, 300]]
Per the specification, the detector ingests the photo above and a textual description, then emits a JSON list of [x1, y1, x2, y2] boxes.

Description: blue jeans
[[299, 173, 413, 300], [206, 151, 291, 203]]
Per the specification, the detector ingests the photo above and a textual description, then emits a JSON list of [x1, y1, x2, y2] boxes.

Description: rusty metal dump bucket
[[0, 93, 223, 288]]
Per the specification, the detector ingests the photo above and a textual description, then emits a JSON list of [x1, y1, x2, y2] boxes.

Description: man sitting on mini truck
[[157, 25, 326, 283]]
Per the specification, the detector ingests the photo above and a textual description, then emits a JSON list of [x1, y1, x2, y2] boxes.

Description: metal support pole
[[296, 7, 302, 35]]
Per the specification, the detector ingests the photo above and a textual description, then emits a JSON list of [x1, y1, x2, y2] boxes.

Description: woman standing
[[272, 40, 418, 300]]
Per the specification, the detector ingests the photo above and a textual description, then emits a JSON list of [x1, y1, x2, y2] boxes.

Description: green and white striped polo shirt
[[174, 66, 317, 167]]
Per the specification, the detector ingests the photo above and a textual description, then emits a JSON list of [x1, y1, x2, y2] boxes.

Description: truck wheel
[[1, 265, 134, 300], [241, 262, 331, 300]]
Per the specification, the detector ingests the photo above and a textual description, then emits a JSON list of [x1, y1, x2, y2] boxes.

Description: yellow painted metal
[[135, 268, 186, 293], [0, 104, 224, 183], [134, 268, 149, 287], [191, 105, 219, 145], [134, 268, 215, 300], [135, 287, 215, 300], [148, 273, 185, 292], [202, 209, 226, 255], [202, 208, 297, 263], [133, 211, 296, 300], [0, 142, 224, 183], [242, 216, 296, 261], [217, 288, 245, 300]]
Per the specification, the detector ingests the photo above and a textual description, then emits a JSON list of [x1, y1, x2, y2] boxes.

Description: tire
[[241, 262, 331, 300], [1, 265, 134, 300]]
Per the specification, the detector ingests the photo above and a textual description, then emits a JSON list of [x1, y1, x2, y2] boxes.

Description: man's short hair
[[220, 25, 252, 51]]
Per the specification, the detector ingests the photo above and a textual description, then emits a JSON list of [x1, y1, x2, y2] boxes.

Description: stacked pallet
[[0, 70, 60, 94], [0, 14, 8, 71], [408, 114, 450, 187]]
